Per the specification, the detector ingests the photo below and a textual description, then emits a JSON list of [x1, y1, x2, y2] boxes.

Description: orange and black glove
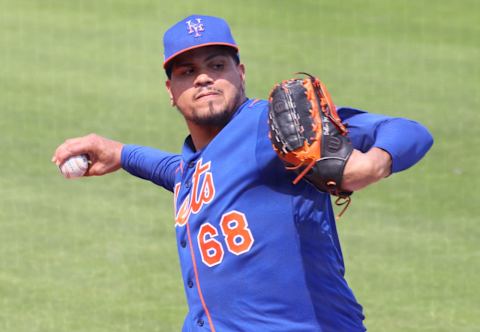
[[268, 73, 353, 199]]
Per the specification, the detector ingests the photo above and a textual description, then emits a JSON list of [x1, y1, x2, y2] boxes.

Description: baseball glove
[[268, 73, 353, 211]]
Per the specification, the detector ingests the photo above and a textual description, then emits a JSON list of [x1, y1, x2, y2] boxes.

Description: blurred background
[[0, 0, 478, 331]]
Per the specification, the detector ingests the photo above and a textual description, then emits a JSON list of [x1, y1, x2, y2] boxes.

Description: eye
[[172, 66, 194, 77], [211, 62, 225, 71], [181, 67, 195, 76]]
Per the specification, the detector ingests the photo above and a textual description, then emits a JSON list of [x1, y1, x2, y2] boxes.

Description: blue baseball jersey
[[122, 98, 433, 331]]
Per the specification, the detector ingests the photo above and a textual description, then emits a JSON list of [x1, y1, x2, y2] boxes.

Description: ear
[[165, 80, 176, 107], [239, 63, 246, 82], [238, 63, 246, 91]]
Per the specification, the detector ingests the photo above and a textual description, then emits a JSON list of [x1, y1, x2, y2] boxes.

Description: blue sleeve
[[338, 107, 434, 173], [121, 144, 181, 192]]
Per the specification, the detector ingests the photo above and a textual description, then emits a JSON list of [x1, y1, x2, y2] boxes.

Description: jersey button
[[188, 161, 195, 168], [180, 240, 187, 248], [185, 180, 192, 188], [197, 319, 204, 327], [187, 280, 194, 288]]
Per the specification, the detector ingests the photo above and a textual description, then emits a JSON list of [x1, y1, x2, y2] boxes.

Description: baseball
[[60, 154, 89, 178]]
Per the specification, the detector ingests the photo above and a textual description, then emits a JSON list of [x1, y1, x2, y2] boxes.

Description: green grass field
[[1, 0, 478, 331]]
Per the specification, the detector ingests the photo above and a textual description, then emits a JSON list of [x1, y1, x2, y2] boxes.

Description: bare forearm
[[342, 147, 392, 192]]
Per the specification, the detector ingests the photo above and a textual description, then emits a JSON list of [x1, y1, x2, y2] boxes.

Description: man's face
[[166, 46, 246, 127]]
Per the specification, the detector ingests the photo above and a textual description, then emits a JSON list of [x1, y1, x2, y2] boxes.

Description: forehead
[[170, 46, 234, 67]]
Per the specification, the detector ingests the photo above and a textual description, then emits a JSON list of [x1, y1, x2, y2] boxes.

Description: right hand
[[52, 134, 124, 176]]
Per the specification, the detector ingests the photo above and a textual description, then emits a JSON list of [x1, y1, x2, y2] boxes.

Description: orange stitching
[[248, 99, 260, 107], [186, 222, 216, 332]]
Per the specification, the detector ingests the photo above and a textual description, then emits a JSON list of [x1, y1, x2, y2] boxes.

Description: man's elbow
[[421, 124, 434, 154]]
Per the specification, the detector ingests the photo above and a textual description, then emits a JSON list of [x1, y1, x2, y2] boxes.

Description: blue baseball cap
[[163, 15, 239, 69]]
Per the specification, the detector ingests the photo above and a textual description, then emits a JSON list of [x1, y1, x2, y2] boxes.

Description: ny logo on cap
[[186, 18, 205, 37]]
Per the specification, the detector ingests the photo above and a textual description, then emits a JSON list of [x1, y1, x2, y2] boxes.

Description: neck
[[187, 122, 223, 151], [187, 96, 248, 151]]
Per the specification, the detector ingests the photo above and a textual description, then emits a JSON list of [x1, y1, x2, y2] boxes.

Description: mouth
[[195, 89, 222, 100]]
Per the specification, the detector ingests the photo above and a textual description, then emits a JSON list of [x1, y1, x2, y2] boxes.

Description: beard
[[185, 91, 245, 128], [190, 101, 234, 127]]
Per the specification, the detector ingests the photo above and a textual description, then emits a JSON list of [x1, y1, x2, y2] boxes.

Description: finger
[[84, 161, 106, 177], [84, 154, 122, 177], [53, 135, 96, 165]]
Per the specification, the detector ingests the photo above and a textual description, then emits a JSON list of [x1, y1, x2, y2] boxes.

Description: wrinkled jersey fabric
[[121, 98, 433, 331]]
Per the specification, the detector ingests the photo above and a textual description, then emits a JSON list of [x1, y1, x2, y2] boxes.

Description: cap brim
[[163, 42, 239, 69]]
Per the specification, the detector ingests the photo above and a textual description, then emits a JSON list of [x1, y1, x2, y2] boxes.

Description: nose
[[193, 72, 214, 87]]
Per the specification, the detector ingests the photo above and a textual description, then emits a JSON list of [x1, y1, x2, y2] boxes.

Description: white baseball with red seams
[[60, 155, 89, 178]]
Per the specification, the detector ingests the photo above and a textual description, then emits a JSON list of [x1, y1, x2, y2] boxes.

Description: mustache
[[194, 87, 223, 100]]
